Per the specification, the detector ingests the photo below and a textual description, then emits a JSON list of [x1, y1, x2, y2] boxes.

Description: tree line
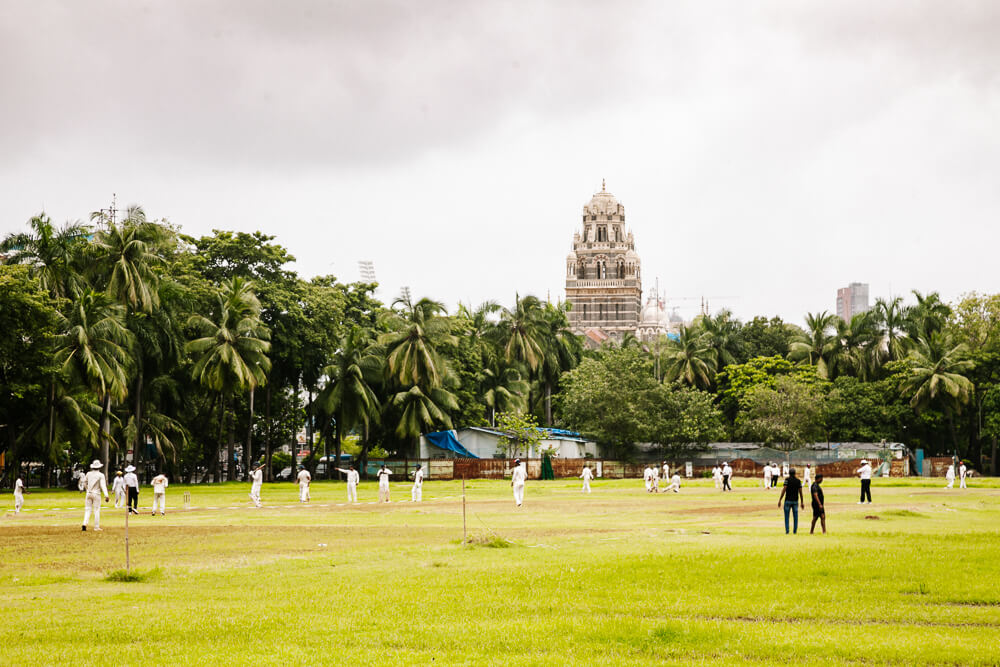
[[2, 207, 998, 485]]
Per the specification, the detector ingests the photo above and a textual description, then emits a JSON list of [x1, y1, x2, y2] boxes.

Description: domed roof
[[582, 179, 623, 217], [566, 250, 577, 261], [640, 295, 669, 326]]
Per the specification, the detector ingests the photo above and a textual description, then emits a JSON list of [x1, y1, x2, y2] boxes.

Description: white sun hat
[[89, 460, 103, 469]]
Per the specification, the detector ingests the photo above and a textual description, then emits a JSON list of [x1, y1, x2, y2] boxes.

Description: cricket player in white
[[959, 462, 968, 488], [803, 464, 812, 488], [151, 473, 168, 515], [643, 466, 653, 492], [410, 465, 424, 502], [945, 464, 955, 489], [14, 476, 25, 514], [666, 473, 681, 493], [651, 464, 660, 493], [249, 464, 263, 507], [857, 459, 873, 503], [721, 462, 732, 491], [296, 466, 311, 502], [111, 471, 126, 508], [763, 463, 772, 489], [336, 465, 360, 502], [81, 460, 109, 531], [580, 465, 594, 493], [712, 465, 722, 489], [662, 462, 670, 483], [123, 465, 140, 514], [511, 458, 526, 507], [377, 464, 392, 502]]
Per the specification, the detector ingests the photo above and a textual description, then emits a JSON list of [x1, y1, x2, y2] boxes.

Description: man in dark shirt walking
[[810, 473, 826, 534], [777, 467, 805, 534]]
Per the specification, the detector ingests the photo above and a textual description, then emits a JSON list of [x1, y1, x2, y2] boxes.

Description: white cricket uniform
[[250, 468, 263, 506], [411, 468, 424, 502], [959, 464, 967, 489], [377, 468, 392, 502], [82, 470, 109, 529], [14, 478, 24, 513], [151, 475, 168, 514], [112, 475, 126, 507], [712, 467, 721, 489], [662, 464, 670, 482], [643, 467, 653, 492], [803, 467, 812, 487], [511, 463, 527, 506], [763, 466, 772, 489], [297, 469, 311, 502], [945, 465, 955, 489], [337, 468, 359, 502], [667, 473, 681, 493], [651, 466, 660, 492], [580, 467, 594, 493]]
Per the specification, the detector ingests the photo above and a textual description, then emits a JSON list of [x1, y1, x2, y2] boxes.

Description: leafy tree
[[736, 375, 826, 449], [906, 290, 951, 340], [696, 309, 744, 368], [873, 296, 911, 362], [948, 292, 1000, 352], [740, 316, 798, 360], [0, 266, 61, 479], [494, 411, 543, 458]]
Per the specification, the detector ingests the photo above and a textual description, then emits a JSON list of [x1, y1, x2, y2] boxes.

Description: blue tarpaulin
[[424, 430, 479, 458]]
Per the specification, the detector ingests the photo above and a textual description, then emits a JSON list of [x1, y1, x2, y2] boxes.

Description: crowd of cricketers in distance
[[7, 454, 975, 535]]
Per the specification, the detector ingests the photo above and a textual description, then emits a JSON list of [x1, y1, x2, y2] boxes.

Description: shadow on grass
[[459, 533, 517, 548], [104, 567, 162, 583]]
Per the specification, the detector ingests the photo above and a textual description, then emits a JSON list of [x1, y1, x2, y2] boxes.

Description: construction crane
[[662, 295, 742, 317]]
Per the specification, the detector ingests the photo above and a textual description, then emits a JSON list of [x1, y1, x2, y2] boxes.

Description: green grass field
[[2, 476, 999, 665]]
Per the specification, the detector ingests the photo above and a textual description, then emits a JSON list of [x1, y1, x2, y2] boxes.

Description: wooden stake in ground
[[124, 498, 130, 575], [462, 477, 467, 545]]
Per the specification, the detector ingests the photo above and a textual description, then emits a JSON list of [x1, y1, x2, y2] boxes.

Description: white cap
[[89, 459, 103, 469], [125, 465, 136, 472]]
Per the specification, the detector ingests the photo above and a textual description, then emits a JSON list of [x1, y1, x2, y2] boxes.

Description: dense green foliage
[[3, 208, 1000, 479]]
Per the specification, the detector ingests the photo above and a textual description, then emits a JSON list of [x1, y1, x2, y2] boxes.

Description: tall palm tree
[[661, 325, 717, 390], [788, 311, 838, 378], [904, 333, 975, 451], [535, 300, 582, 424], [481, 364, 529, 425], [90, 206, 167, 314], [1, 213, 90, 299], [392, 384, 459, 451], [187, 277, 271, 481], [829, 311, 881, 380], [874, 296, 911, 362], [317, 327, 382, 478], [906, 290, 951, 341], [697, 309, 744, 370], [495, 294, 547, 374], [53, 290, 133, 474], [380, 294, 455, 389]]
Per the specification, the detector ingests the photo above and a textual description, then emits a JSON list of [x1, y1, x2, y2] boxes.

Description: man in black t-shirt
[[777, 468, 804, 534], [810, 474, 826, 534]]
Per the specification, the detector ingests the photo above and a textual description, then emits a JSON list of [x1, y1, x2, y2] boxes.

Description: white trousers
[[152, 492, 166, 514], [346, 483, 357, 503], [114, 489, 125, 508], [764, 477, 771, 488], [513, 482, 525, 506], [946, 478, 954, 488], [299, 483, 310, 502], [250, 483, 262, 506], [14, 493, 24, 513], [83, 493, 102, 528], [411, 484, 422, 502], [379, 485, 390, 502], [582, 480, 591, 493], [960, 476, 967, 489], [667, 482, 680, 493]]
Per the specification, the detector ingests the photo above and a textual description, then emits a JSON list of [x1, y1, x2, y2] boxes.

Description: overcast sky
[[2, 1, 998, 324]]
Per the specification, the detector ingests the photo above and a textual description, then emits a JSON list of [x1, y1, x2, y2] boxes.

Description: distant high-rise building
[[836, 282, 870, 321]]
